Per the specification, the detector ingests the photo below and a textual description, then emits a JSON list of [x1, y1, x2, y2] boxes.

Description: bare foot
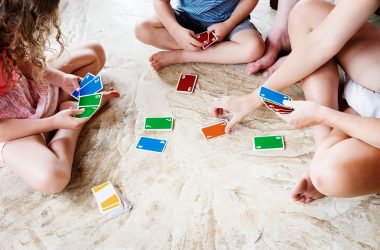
[[291, 173, 325, 203], [149, 51, 183, 71], [99, 88, 120, 108], [262, 55, 287, 78]]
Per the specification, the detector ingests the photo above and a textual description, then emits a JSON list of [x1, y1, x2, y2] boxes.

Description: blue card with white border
[[259, 86, 291, 105], [79, 76, 103, 97], [136, 137, 167, 153], [71, 73, 96, 100]]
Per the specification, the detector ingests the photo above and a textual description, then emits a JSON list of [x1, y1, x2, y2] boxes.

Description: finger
[[283, 100, 296, 108], [212, 107, 224, 118], [68, 108, 85, 116], [225, 115, 240, 134], [190, 38, 203, 48]]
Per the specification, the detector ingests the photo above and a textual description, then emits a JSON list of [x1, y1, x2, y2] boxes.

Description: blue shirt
[[177, 0, 239, 24]]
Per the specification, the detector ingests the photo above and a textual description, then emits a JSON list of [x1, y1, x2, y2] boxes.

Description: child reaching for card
[[0, 0, 120, 194], [135, 0, 264, 71]]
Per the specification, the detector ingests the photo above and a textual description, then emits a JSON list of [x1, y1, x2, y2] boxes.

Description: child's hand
[[51, 108, 88, 130], [61, 74, 82, 94], [174, 27, 203, 51], [207, 22, 232, 41], [277, 101, 324, 129]]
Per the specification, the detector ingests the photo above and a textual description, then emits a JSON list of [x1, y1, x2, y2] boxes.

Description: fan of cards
[[195, 31, 218, 50], [259, 86, 294, 114], [92, 182, 132, 219], [72, 73, 104, 118]]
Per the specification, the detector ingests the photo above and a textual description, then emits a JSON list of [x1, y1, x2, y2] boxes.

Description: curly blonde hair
[[0, 0, 64, 87]]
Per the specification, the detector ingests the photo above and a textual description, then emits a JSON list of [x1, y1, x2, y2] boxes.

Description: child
[[0, 0, 120, 194], [135, 0, 265, 71], [212, 0, 380, 203]]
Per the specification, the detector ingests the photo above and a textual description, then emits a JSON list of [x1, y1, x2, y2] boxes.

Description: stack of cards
[[91, 182, 132, 219], [253, 135, 285, 151], [71, 73, 104, 119], [259, 86, 294, 114], [201, 120, 227, 140], [195, 31, 218, 49], [144, 117, 173, 131], [136, 136, 167, 153], [75, 93, 103, 118], [176, 74, 198, 93]]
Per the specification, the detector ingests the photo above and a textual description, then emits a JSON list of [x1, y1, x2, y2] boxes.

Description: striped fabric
[[177, 0, 239, 23]]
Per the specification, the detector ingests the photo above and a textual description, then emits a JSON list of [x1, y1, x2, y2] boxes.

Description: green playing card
[[75, 106, 98, 118], [78, 93, 102, 107], [144, 117, 173, 131], [253, 135, 285, 151]]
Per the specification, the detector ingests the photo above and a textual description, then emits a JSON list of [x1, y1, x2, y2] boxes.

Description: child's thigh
[[229, 28, 263, 46], [3, 135, 66, 185]]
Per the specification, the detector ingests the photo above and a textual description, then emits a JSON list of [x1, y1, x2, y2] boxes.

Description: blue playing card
[[136, 137, 167, 153], [79, 76, 103, 97], [259, 86, 291, 105], [71, 73, 96, 100]]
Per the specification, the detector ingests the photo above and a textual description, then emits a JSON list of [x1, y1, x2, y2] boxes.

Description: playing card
[[176, 74, 197, 93], [259, 86, 291, 105], [253, 135, 285, 151], [78, 93, 102, 107], [201, 120, 227, 140], [144, 117, 173, 131], [195, 31, 218, 49], [71, 73, 96, 100], [75, 106, 98, 118], [263, 100, 294, 114], [136, 137, 167, 153], [79, 76, 103, 96]]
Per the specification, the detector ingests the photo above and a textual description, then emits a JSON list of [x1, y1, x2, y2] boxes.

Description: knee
[[85, 42, 106, 69], [241, 36, 265, 63], [289, 0, 324, 30], [34, 163, 71, 195], [309, 157, 352, 198], [135, 19, 154, 44]]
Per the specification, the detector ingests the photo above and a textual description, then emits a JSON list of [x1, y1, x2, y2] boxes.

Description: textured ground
[[1, 1, 380, 249]]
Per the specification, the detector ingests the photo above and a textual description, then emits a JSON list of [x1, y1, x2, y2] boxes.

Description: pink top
[[0, 59, 59, 120]]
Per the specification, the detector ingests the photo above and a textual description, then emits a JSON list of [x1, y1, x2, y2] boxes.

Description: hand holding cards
[[195, 31, 218, 50], [259, 86, 294, 114]]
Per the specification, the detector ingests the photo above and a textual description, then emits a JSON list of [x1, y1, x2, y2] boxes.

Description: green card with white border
[[75, 106, 98, 118], [253, 135, 285, 151], [144, 117, 173, 131], [78, 93, 102, 107]]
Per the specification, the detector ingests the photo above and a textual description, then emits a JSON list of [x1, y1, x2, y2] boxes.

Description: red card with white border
[[195, 31, 218, 49], [263, 100, 294, 113], [176, 74, 198, 93]]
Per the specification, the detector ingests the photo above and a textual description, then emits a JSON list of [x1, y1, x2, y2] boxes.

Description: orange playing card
[[201, 121, 227, 140]]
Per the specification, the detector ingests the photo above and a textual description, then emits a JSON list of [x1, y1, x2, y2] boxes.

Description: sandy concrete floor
[[1, 0, 380, 249]]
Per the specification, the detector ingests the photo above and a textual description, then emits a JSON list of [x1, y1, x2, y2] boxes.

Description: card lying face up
[[176, 74, 198, 93], [253, 135, 285, 151], [144, 117, 174, 131], [91, 182, 132, 219], [136, 136, 167, 153], [201, 120, 227, 140], [195, 31, 218, 49]]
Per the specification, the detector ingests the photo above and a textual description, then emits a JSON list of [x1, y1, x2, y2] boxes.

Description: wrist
[[317, 106, 338, 126], [47, 115, 59, 130], [247, 89, 262, 110]]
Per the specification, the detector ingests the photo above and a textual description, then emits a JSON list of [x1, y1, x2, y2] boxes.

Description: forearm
[[271, 0, 298, 34], [320, 107, 380, 149], [224, 0, 258, 29], [154, 0, 181, 34], [0, 118, 56, 141]]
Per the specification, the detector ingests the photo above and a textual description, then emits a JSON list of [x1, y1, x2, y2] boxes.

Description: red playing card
[[195, 31, 218, 50], [176, 74, 198, 93], [263, 100, 294, 113]]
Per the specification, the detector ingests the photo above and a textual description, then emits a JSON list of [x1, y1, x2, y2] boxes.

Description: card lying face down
[[201, 120, 227, 140], [253, 135, 285, 151], [195, 31, 218, 49], [92, 182, 132, 219], [259, 86, 294, 114], [136, 136, 167, 153], [144, 117, 174, 131], [176, 74, 198, 93], [75, 93, 103, 118]]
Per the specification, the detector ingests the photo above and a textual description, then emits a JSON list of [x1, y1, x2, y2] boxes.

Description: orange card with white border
[[201, 120, 227, 140]]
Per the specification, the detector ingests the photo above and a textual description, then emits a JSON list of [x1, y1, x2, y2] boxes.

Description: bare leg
[[3, 43, 119, 194], [135, 16, 181, 50], [149, 29, 264, 70]]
